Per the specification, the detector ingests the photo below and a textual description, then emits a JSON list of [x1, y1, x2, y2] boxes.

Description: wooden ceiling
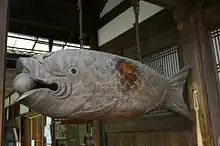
[[8, 0, 107, 45], [8, 0, 217, 45]]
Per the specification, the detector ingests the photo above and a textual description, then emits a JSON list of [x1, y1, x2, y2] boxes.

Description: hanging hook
[[193, 89, 204, 146]]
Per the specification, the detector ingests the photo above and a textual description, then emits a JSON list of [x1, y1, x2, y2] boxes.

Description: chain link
[[132, 0, 142, 62]]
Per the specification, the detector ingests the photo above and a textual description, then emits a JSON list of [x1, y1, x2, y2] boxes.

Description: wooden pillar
[[93, 120, 101, 146], [0, 0, 9, 144], [174, 0, 220, 145]]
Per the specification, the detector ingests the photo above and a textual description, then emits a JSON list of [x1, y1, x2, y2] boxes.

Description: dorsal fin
[[147, 62, 164, 75]]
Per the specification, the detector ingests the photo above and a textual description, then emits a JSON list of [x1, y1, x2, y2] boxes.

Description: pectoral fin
[[71, 99, 118, 120]]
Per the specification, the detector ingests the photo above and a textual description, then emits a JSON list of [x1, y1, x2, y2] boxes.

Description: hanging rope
[[132, 0, 142, 62], [77, 0, 84, 49]]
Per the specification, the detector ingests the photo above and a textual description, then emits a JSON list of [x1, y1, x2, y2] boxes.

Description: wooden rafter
[[9, 0, 107, 45], [143, 0, 189, 9]]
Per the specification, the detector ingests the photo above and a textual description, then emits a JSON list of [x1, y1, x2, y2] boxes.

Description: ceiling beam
[[9, 21, 79, 44], [143, 0, 189, 9], [100, 10, 175, 54], [204, 1, 220, 29], [9, 0, 79, 31], [8, 0, 81, 43]]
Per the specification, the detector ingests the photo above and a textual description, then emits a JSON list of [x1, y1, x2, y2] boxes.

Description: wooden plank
[[106, 131, 191, 146], [140, 27, 178, 56], [174, 0, 220, 145], [204, 2, 220, 29], [0, 0, 9, 144], [143, 0, 189, 9], [94, 120, 101, 146], [104, 117, 192, 133]]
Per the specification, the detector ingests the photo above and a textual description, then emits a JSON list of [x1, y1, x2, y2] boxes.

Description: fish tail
[[163, 66, 192, 119]]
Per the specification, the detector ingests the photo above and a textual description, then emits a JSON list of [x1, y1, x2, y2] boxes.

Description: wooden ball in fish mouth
[[13, 73, 36, 94]]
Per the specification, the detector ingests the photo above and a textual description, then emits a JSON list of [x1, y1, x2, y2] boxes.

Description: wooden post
[[93, 120, 101, 146], [174, 0, 220, 145], [0, 0, 9, 144]]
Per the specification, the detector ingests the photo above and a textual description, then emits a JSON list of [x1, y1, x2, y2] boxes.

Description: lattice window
[[210, 27, 220, 78], [142, 45, 181, 118], [54, 123, 80, 146]]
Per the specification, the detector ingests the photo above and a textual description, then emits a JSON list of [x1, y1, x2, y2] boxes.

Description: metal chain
[[132, 0, 142, 62], [77, 0, 84, 49]]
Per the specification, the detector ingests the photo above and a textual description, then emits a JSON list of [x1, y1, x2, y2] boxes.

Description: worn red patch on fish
[[117, 60, 138, 87]]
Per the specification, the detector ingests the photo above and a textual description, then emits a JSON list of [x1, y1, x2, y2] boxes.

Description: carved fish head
[[13, 50, 100, 117]]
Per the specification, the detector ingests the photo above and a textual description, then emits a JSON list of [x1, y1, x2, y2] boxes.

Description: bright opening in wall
[[7, 32, 90, 55]]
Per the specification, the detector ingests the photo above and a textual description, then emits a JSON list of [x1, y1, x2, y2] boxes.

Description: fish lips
[[15, 80, 72, 103], [14, 58, 72, 105]]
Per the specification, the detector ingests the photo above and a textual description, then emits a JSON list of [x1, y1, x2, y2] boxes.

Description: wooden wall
[[97, 1, 220, 146], [101, 108, 193, 145], [107, 131, 191, 146]]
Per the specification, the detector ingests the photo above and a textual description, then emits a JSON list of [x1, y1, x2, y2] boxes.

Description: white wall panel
[[4, 97, 9, 108], [4, 92, 30, 114], [98, 1, 163, 46], [20, 104, 29, 115], [10, 92, 19, 104]]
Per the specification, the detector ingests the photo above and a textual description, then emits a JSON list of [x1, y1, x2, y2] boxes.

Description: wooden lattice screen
[[22, 114, 45, 146], [210, 27, 220, 78], [143, 45, 181, 118], [54, 123, 80, 146]]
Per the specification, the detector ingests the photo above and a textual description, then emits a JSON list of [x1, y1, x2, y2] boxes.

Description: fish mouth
[[13, 58, 71, 103], [14, 79, 59, 101]]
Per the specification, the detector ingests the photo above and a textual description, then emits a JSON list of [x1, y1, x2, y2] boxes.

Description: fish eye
[[69, 66, 79, 76]]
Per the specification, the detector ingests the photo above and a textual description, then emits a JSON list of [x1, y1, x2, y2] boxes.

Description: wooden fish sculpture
[[13, 49, 191, 120]]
